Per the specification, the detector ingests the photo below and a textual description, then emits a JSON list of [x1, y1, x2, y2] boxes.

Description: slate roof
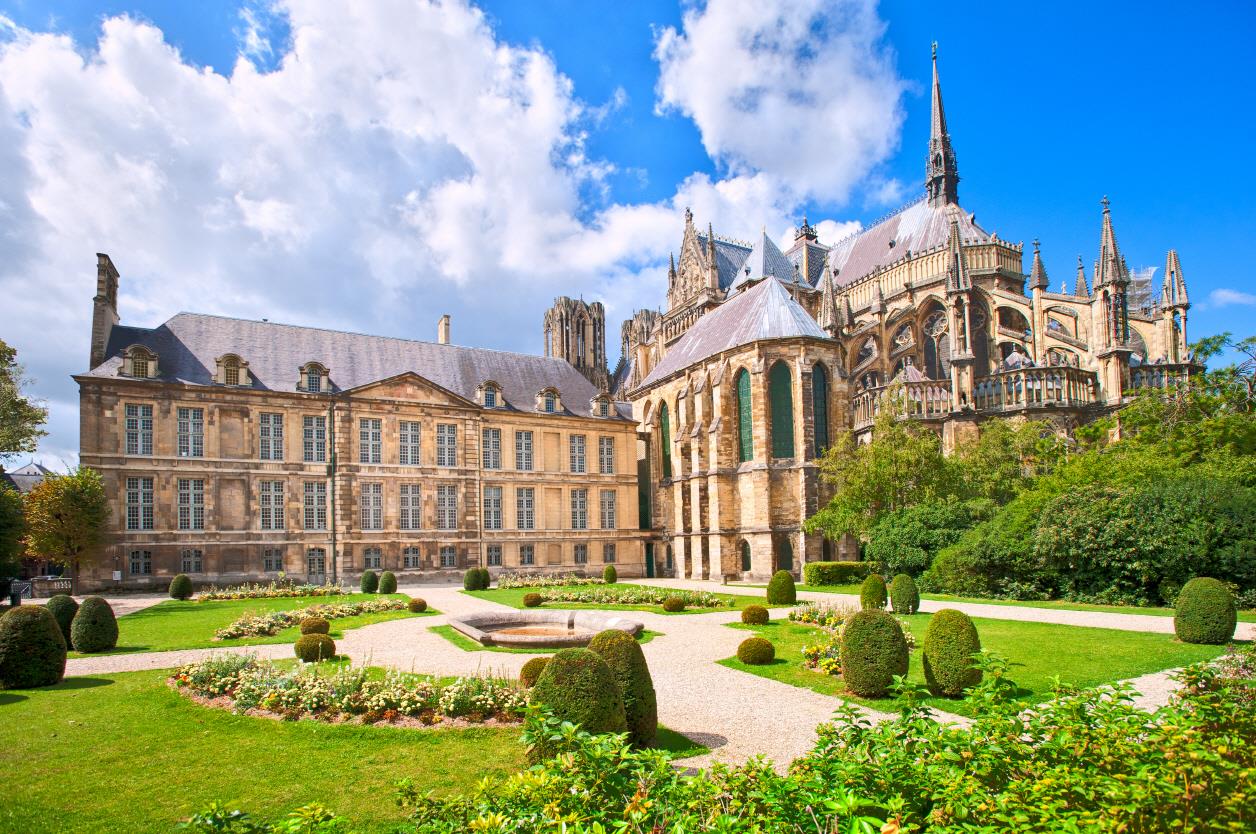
[[0, 462, 53, 494], [85, 313, 623, 419], [637, 278, 827, 390], [786, 239, 830, 288], [732, 230, 799, 289], [696, 233, 753, 290]]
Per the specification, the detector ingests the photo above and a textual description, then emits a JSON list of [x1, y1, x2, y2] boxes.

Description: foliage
[[407, 597, 427, 613], [522, 592, 542, 607], [803, 560, 872, 586], [21, 466, 110, 572], [602, 564, 617, 583], [0, 483, 24, 576], [495, 572, 606, 589], [789, 601, 859, 631], [921, 609, 982, 697], [766, 569, 797, 604], [661, 596, 684, 612], [740, 604, 769, 624], [198, 582, 347, 601], [840, 609, 909, 697], [299, 616, 330, 635], [70, 595, 118, 653], [889, 573, 920, 614], [293, 634, 336, 663], [377, 571, 397, 594], [0, 605, 66, 688], [589, 629, 658, 747], [0, 338, 48, 460], [859, 573, 887, 610], [865, 498, 990, 577], [214, 599, 407, 640], [736, 636, 775, 665], [1174, 577, 1238, 644], [178, 802, 348, 833], [528, 584, 730, 609], [528, 648, 626, 761], [169, 573, 194, 600], [44, 593, 78, 645], [801, 633, 843, 676], [462, 567, 490, 591], [518, 657, 549, 688], [360, 570, 379, 594]]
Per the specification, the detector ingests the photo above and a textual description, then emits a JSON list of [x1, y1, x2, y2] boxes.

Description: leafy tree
[[22, 467, 110, 581], [950, 418, 1065, 504], [0, 339, 48, 460], [865, 497, 991, 577], [0, 485, 24, 577]]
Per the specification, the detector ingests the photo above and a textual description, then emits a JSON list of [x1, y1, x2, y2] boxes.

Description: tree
[[0, 485, 24, 577], [0, 339, 48, 460], [23, 468, 110, 582]]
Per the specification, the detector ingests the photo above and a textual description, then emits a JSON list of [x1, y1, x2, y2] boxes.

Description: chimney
[[90, 253, 121, 370], [437, 314, 451, 345]]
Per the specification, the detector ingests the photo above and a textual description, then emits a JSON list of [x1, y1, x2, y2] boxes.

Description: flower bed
[[536, 585, 732, 609], [213, 599, 407, 640], [789, 601, 858, 630], [496, 573, 606, 589], [172, 655, 527, 725], [197, 581, 348, 601], [790, 602, 914, 676]]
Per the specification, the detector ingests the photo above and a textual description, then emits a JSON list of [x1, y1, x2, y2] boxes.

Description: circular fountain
[[448, 610, 644, 649]]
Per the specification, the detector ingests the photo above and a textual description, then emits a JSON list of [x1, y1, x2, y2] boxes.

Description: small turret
[[1074, 255, 1089, 297], [1028, 238, 1049, 291]]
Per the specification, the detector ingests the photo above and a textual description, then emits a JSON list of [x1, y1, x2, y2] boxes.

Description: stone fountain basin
[[449, 610, 644, 648]]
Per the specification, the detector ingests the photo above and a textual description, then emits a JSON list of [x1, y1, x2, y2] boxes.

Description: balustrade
[[1129, 363, 1197, 391], [972, 366, 1097, 412]]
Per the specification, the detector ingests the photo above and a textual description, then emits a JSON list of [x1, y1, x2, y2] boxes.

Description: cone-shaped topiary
[[70, 596, 119, 654], [407, 597, 428, 613], [589, 629, 657, 747], [860, 574, 888, 611], [741, 605, 769, 625], [45, 594, 78, 646], [889, 574, 920, 615], [766, 570, 796, 604], [294, 633, 336, 662], [840, 609, 909, 697], [299, 616, 330, 635], [360, 570, 379, 594], [523, 593, 543, 608], [169, 573, 193, 600], [519, 656, 550, 687], [378, 571, 397, 594], [528, 648, 627, 762], [661, 597, 685, 612], [602, 564, 618, 583], [737, 636, 775, 665], [921, 608, 982, 697], [1174, 577, 1238, 644], [0, 606, 67, 688]]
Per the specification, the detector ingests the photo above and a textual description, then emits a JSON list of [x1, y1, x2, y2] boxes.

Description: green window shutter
[[659, 404, 671, 479], [812, 363, 829, 457], [768, 362, 794, 458], [736, 370, 753, 462]]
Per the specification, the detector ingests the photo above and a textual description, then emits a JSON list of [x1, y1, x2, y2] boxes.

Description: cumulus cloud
[[1208, 288, 1256, 307]]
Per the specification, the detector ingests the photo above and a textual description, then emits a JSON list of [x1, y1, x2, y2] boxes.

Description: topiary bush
[[299, 616, 330, 635], [602, 564, 617, 584], [45, 594, 78, 646], [407, 597, 428, 613], [378, 571, 397, 594], [360, 570, 379, 594], [169, 573, 193, 600], [766, 570, 796, 604], [70, 596, 118, 654], [519, 656, 550, 687], [741, 604, 769, 625], [0, 606, 67, 688], [921, 609, 982, 697], [803, 561, 873, 586], [661, 597, 685, 612], [589, 629, 657, 747], [840, 609, 909, 698], [463, 567, 490, 591], [294, 633, 336, 662], [736, 636, 775, 665], [889, 574, 920, 615], [1174, 577, 1238, 645], [528, 648, 627, 762], [860, 574, 888, 610], [523, 593, 543, 608]]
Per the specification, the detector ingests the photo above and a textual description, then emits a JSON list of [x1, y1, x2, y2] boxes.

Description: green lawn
[[465, 583, 768, 614], [430, 624, 661, 653], [719, 617, 1230, 718], [68, 593, 435, 656]]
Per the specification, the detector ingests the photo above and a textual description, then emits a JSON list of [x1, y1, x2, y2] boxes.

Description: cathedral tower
[[543, 296, 610, 390]]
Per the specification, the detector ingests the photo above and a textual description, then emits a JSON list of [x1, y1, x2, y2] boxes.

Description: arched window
[[300, 362, 327, 393], [658, 403, 672, 479], [735, 369, 753, 462], [812, 363, 829, 457], [856, 337, 877, 367], [922, 307, 949, 380], [768, 361, 794, 458], [740, 540, 751, 572], [776, 538, 793, 572]]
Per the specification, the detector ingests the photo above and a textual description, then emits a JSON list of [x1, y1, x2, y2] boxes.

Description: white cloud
[[1208, 288, 1256, 307]]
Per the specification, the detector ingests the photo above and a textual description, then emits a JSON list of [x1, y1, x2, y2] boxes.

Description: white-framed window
[[263, 548, 284, 572], [399, 420, 421, 465], [482, 427, 502, 469], [360, 482, 383, 530], [574, 544, 588, 564], [260, 480, 285, 530], [307, 548, 327, 577], [600, 489, 617, 529], [129, 549, 152, 576], [363, 547, 382, 570], [516, 487, 535, 530], [486, 545, 502, 567], [359, 417, 382, 464], [259, 412, 283, 460], [177, 479, 204, 530], [436, 484, 457, 529], [598, 399, 610, 417], [569, 434, 586, 473], [603, 542, 616, 564], [483, 486, 502, 530], [400, 484, 422, 530], [125, 403, 153, 456], [571, 488, 588, 530], [544, 392, 557, 413], [436, 424, 457, 467], [177, 407, 204, 458], [303, 415, 327, 463], [125, 476, 154, 531], [519, 544, 535, 566], [223, 358, 241, 386], [181, 548, 203, 573], [484, 387, 498, 408], [403, 546, 422, 569], [515, 430, 533, 471], [303, 481, 327, 530], [599, 436, 615, 474], [129, 350, 151, 378], [439, 546, 457, 568]]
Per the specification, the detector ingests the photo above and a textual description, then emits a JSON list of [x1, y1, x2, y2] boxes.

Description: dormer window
[[537, 388, 561, 414], [122, 346, 158, 379], [485, 388, 496, 408], [477, 381, 503, 409], [299, 362, 329, 393], [590, 394, 612, 418], [545, 393, 556, 413], [214, 354, 251, 387]]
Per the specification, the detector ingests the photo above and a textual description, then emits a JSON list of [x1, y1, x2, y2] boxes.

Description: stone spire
[[1093, 196, 1129, 288], [1074, 255, 1089, 297], [870, 280, 885, 314], [1164, 249, 1188, 306], [926, 43, 960, 208], [943, 209, 972, 294], [817, 259, 841, 334], [1028, 238, 1049, 291]]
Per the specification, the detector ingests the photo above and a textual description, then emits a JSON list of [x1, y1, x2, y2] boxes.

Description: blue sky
[[1, 0, 1253, 466]]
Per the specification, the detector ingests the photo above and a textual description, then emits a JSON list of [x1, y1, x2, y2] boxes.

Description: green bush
[[860, 574, 887, 610], [802, 561, 873, 586], [407, 597, 428, 613], [0, 605, 66, 688], [840, 609, 909, 698], [889, 574, 920, 615], [299, 616, 330, 635], [661, 597, 685, 612], [519, 657, 550, 687], [360, 570, 379, 594], [70, 596, 118, 654], [602, 564, 617, 583], [463, 567, 490, 591], [523, 593, 543, 608], [528, 648, 627, 762], [44, 594, 78, 646], [921, 609, 982, 697], [294, 633, 336, 662], [736, 637, 775, 665], [169, 573, 193, 600], [766, 570, 796, 604], [741, 605, 769, 625], [865, 499, 987, 577], [1174, 578, 1237, 644], [378, 571, 397, 594], [589, 630, 657, 747]]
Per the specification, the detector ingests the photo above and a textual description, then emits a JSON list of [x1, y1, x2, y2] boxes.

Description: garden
[[463, 573, 765, 614]]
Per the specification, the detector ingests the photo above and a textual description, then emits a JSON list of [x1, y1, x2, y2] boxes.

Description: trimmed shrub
[[529, 648, 627, 762], [0, 606, 67, 688], [463, 567, 490, 591], [589, 629, 658, 747], [45, 594, 78, 646], [299, 616, 330, 635], [803, 561, 873, 587], [661, 597, 685, 612], [378, 571, 397, 594], [169, 573, 193, 600], [519, 656, 550, 687], [860, 574, 888, 610], [602, 564, 618, 584], [294, 633, 336, 662], [523, 593, 543, 608], [840, 609, 909, 697], [766, 570, 797, 605], [921, 609, 982, 697], [889, 574, 920, 615], [407, 597, 428, 613], [360, 570, 379, 594], [741, 604, 769, 625], [1175, 578, 1238, 645], [736, 637, 775, 665], [70, 596, 118, 654]]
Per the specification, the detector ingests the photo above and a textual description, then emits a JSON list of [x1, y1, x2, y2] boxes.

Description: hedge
[[860, 574, 888, 610], [1174, 578, 1237, 645], [921, 609, 982, 697], [529, 648, 627, 762], [378, 571, 397, 594], [299, 616, 330, 635], [766, 570, 796, 605], [889, 574, 920, 615], [840, 610, 908, 697], [603, 565, 618, 583], [407, 597, 428, 613], [0, 606, 66, 688], [360, 570, 379, 594], [803, 561, 873, 586], [464, 567, 490, 591], [523, 593, 543, 608], [736, 637, 775, 665], [45, 594, 78, 646], [70, 596, 119, 654], [741, 605, 769, 625], [169, 574, 193, 600], [519, 657, 550, 687], [661, 597, 685, 612], [294, 633, 336, 662], [589, 630, 658, 747]]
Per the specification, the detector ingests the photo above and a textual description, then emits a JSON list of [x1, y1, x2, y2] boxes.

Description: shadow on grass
[[0, 692, 28, 705], [55, 677, 115, 691]]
